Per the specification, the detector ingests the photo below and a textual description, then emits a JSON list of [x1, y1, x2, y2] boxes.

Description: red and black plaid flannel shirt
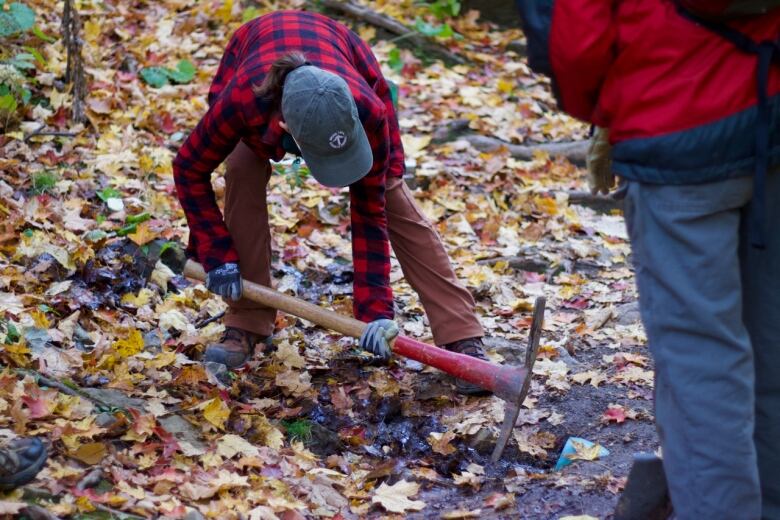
[[172, 10, 405, 322]]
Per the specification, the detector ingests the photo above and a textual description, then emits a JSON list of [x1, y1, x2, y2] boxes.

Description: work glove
[[359, 319, 398, 361], [206, 262, 242, 301], [586, 126, 615, 195]]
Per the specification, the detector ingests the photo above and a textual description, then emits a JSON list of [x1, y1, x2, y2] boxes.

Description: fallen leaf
[[69, 441, 108, 464], [217, 434, 260, 459], [569, 440, 606, 462], [275, 340, 305, 369], [275, 369, 312, 396], [571, 370, 607, 388], [427, 431, 457, 455], [113, 329, 144, 358], [202, 397, 231, 430], [372, 480, 426, 513], [0, 501, 27, 514]]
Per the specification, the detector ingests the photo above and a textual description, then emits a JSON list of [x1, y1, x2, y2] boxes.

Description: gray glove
[[205, 262, 242, 301], [359, 319, 398, 361]]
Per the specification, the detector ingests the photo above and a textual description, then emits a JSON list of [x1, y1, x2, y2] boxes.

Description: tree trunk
[[62, 0, 86, 124]]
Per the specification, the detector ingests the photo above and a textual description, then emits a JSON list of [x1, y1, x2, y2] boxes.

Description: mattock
[[184, 260, 545, 461]]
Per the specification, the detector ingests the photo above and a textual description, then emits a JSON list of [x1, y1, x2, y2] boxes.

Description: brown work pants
[[222, 142, 483, 346]]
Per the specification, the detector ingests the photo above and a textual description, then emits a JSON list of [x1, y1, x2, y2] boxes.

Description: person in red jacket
[[173, 10, 488, 394], [516, 1, 779, 518]]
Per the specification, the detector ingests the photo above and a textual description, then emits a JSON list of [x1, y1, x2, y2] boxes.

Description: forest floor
[[0, 1, 658, 518]]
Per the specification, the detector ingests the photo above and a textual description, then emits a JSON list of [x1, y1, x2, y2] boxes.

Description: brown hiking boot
[[204, 327, 265, 369], [444, 337, 493, 396]]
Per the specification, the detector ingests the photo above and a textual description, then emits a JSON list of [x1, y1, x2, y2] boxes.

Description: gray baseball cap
[[281, 66, 373, 188]]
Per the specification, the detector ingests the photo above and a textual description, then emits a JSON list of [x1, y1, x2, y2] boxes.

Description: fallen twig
[[24, 127, 79, 142], [430, 119, 590, 165], [22, 487, 145, 520], [462, 134, 589, 166], [314, 0, 467, 65], [477, 255, 550, 273], [12, 367, 121, 412], [195, 311, 226, 329]]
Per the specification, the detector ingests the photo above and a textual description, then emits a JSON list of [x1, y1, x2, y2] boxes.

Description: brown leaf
[[69, 442, 108, 465], [427, 431, 457, 455]]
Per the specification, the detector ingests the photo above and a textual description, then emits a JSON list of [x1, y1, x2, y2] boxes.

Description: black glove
[[205, 263, 242, 301], [359, 319, 398, 361]]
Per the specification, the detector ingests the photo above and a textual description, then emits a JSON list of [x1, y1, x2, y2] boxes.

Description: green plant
[[282, 419, 312, 444], [414, 17, 458, 39], [117, 212, 151, 236], [242, 6, 261, 22], [96, 187, 121, 202], [0, 63, 29, 130], [0, 0, 35, 38], [32, 170, 58, 194], [1, 319, 20, 344], [5, 51, 35, 70], [425, 0, 461, 20], [388, 48, 404, 73], [276, 159, 310, 190], [140, 59, 196, 88]]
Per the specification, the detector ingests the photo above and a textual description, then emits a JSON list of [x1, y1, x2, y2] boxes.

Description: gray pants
[[624, 172, 780, 520]]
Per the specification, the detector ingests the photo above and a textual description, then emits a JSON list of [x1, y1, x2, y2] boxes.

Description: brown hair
[[253, 51, 308, 109]]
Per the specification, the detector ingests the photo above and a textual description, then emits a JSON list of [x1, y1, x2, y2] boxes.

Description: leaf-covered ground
[[0, 1, 658, 518]]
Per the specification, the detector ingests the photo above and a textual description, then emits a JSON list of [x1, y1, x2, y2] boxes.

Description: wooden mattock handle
[[183, 260, 367, 339]]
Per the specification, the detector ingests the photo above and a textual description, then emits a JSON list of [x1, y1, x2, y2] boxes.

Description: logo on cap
[[329, 131, 347, 149]]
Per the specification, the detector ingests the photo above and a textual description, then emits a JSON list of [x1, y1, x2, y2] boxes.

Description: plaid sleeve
[[349, 117, 394, 323], [347, 31, 406, 179], [172, 83, 247, 271]]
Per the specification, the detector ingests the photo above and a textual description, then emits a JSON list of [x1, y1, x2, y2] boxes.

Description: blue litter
[[554, 437, 610, 471]]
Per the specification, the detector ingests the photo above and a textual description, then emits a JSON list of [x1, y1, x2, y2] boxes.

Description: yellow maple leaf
[[75, 496, 95, 513], [568, 440, 605, 462], [2, 342, 30, 367], [203, 397, 230, 430], [147, 350, 177, 369], [215, 0, 233, 23], [128, 221, 157, 246], [497, 78, 514, 94], [120, 288, 154, 308], [113, 329, 144, 358], [30, 309, 50, 329]]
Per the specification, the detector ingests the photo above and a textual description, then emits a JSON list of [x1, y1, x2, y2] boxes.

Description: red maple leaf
[[602, 405, 628, 424]]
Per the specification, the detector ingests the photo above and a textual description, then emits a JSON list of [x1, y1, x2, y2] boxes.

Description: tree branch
[[314, 0, 467, 65]]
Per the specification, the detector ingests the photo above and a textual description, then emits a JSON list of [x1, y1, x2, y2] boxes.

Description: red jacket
[[173, 11, 405, 322], [517, 0, 780, 183]]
